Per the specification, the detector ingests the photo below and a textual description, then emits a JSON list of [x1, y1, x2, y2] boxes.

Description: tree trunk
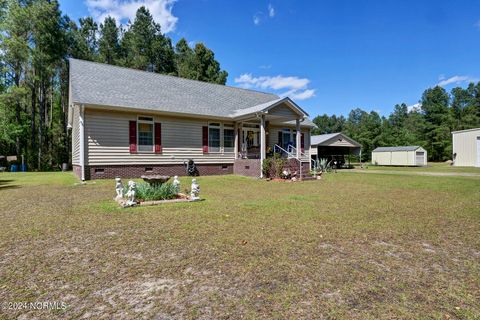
[[31, 82, 36, 169], [38, 81, 44, 170], [14, 66, 21, 156]]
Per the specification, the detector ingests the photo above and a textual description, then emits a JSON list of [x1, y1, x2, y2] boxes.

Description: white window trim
[[223, 125, 235, 154], [137, 116, 155, 153], [208, 122, 222, 154], [208, 122, 236, 154]]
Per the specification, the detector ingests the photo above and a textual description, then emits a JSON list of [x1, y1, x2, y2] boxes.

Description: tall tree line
[[312, 83, 480, 161], [0, 0, 228, 170]]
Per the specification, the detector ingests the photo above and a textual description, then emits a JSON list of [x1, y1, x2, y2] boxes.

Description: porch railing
[[273, 144, 304, 179]]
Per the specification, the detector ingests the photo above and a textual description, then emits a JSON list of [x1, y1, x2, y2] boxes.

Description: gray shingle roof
[[70, 58, 281, 118], [372, 146, 422, 152]]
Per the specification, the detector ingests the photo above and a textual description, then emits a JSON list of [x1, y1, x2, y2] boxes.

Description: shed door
[[416, 151, 425, 166], [477, 137, 480, 167]]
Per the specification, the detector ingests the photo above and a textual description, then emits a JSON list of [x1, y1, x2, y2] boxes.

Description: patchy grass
[[0, 172, 479, 319]]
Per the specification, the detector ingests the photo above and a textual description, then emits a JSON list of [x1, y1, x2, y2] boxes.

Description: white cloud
[[253, 13, 261, 25], [234, 73, 316, 100], [437, 75, 478, 87], [85, 0, 178, 33], [268, 4, 275, 17], [253, 4, 275, 26], [407, 103, 422, 113]]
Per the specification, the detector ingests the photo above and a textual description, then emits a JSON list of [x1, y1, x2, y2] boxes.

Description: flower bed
[[133, 182, 178, 201]]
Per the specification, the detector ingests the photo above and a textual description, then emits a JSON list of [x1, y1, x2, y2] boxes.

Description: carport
[[310, 132, 362, 167]]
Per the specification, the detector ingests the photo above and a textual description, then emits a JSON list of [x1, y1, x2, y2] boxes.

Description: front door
[[415, 151, 425, 166], [241, 125, 260, 157]]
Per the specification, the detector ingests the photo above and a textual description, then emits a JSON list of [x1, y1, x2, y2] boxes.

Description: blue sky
[[60, 0, 480, 118]]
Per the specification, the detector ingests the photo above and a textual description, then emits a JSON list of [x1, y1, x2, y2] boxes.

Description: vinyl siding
[[72, 106, 80, 165], [268, 125, 310, 160], [268, 105, 298, 118], [329, 139, 358, 148], [85, 108, 235, 165], [452, 129, 480, 167]]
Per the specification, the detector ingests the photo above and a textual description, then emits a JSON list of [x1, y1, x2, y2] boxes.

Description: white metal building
[[452, 128, 480, 167], [371, 146, 427, 166]]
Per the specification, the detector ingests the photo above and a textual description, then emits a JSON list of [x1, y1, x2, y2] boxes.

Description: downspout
[[79, 104, 85, 181]]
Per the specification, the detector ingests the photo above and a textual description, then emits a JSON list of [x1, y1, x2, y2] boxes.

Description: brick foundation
[[73, 165, 82, 179], [233, 159, 261, 177], [285, 159, 311, 178], [233, 158, 310, 179], [84, 163, 233, 180]]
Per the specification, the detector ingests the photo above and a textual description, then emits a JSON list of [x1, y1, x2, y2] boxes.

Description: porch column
[[260, 114, 266, 178], [234, 122, 238, 159], [79, 104, 85, 181], [296, 118, 301, 159]]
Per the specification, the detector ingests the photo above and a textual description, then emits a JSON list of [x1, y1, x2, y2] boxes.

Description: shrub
[[134, 182, 178, 201], [263, 154, 286, 178], [317, 158, 332, 173], [262, 158, 273, 178]]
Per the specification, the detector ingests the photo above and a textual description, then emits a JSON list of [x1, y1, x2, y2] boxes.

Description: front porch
[[230, 97, 313, 178]]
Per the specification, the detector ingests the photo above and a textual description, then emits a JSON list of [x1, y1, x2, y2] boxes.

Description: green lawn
[[0, 171, 479, 319], [364, 161, 480, 174]]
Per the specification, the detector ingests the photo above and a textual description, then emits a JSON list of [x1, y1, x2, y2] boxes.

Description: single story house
[[372, 146, 427, 166], [452, 128, 480, 167], [67, 59, 315, 180], [310, 132, 361, 166]]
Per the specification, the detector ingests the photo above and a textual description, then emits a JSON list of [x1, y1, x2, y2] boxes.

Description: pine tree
[[98, 16, 120, 64], [421, 86, 452, 161]]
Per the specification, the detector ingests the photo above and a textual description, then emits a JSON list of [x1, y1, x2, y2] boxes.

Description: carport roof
[[311, 132, 361, 147]]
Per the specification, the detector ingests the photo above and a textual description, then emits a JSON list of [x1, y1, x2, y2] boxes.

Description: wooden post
[[296, 118, 301, 159], [234, 122, 238, 159]]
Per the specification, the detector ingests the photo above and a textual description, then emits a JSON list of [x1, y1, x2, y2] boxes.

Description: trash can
[[10, 164, 17, 172], [20, 164, 27, 172], [62, 163, 68, 172]]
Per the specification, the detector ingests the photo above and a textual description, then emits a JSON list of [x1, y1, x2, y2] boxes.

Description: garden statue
[[173, 176, 180, 193], [190, 178, 200, 201], [115, 177, 123, 200], [125, 180, 137, 206]]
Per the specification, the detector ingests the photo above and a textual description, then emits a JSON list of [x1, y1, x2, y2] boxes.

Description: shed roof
[[372, 146, 423, 152], [69, 59, 313, 126], [451, 127, 480, 134], [311, 133, 361, 147]]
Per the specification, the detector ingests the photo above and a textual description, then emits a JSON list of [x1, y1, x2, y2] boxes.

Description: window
[[138, 116, 154, 152], [223, 125, 235, 153], [95, 168, 105, 174], [208, 123, 221, 153]]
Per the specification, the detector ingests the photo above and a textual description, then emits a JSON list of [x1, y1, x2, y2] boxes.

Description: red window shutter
[[155, 122, 162, 153], [300, 132, 305, 153], [278, 131, 283, 147], [129, 120, 137, 153], [202, 126, 208, 153]]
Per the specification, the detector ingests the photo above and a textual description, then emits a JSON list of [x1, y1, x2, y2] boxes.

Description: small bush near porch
[[0, 171, 479, 319]]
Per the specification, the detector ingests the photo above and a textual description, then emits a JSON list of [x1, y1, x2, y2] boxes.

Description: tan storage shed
[[452, 128, 480, 167], [372, 146, 427, 166]]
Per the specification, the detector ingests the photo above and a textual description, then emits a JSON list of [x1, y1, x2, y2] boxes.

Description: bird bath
[[141, 175, 171, 186]]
